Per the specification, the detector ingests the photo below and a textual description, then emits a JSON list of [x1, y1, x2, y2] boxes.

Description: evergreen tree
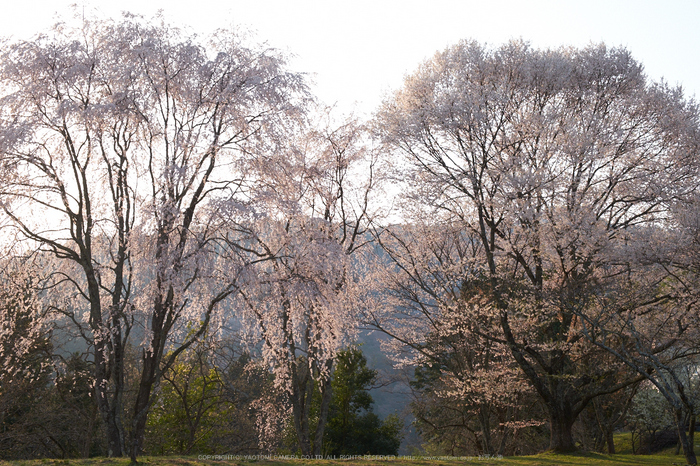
[[324, 348, 402, 455]]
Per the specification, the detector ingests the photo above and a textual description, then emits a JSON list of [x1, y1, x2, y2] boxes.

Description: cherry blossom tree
[[233, 111, 383, 456], [0, 256, 51, 388], [0, 256, 55, 458], [0, 14, 307, 460], [577, 269, 700, 463], [575, 193, 700, 464], [365, 221, 533, 455], [372, 40, 699, 452]]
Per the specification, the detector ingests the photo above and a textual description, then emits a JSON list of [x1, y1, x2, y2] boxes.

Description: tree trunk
[[606, 428, 615, 454], [129, 345, 161, 462], [84, 253, 129, 458], [477, 403, 494, 455], [690, 414, 696, 451], [291, 363, 313, 457], [549, 409, 576, 452], [94, 330, 125, 457], [675, 409, 697, 466], [312, 375, 333, 456], [497, 405, 512, 456], [95, 383, 124, 456], [500, 310, 582, 454], [130, 386, 153, 461]]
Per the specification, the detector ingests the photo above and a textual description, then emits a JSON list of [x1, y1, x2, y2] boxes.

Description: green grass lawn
[[1, 434, 695, 466], [0, 452, 690, 466]]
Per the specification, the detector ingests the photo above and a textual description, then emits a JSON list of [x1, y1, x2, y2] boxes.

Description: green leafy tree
[[146, 358, 221, 455], [281, 348, 402, 456], [146, 340, 268, 455], [323, 348, 402, 456]]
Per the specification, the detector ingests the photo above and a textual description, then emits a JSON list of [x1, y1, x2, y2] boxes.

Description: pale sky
[[1, 0, 699, 117]]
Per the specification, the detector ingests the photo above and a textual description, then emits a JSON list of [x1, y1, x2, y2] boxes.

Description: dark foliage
[[323, 348, 402, 456]]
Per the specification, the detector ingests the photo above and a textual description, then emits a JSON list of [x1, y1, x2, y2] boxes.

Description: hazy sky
[[2, 1, 698, 116]]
